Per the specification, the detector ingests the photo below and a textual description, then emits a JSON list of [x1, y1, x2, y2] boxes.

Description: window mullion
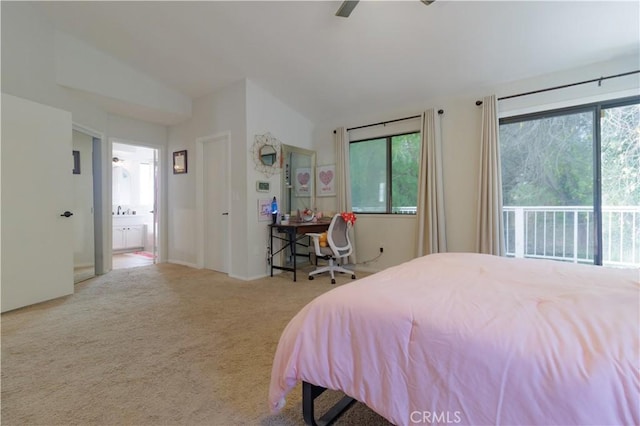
[[387, 136, 392, 214], [593, 105, 603, 265]]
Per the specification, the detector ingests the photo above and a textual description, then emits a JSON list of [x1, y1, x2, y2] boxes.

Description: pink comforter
[[269, 253, 640, 425]]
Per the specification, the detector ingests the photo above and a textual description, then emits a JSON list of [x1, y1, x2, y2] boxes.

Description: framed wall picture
[[258, 198, 272, 222], [173, 150, 187, 174], [72, 150, 81, 175], [294, 167, 312, 197], [316, 164, 336, 197]]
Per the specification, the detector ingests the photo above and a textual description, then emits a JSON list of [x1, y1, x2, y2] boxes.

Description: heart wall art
[[316, 164, 336, 197], [294, 167, 312, 197]]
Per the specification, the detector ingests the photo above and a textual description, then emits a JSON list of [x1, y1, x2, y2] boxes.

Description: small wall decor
[[173, 150, 187, 174], [294, 167, 312, 197], [251, 133, 282, 177], [256, 181, 270, 192], [316, 164, 336, 197], [72, 150, 81, 174], [258, 198, 272, 222]]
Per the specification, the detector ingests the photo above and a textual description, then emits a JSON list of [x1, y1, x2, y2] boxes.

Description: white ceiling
[[30, 1, 640, 125]]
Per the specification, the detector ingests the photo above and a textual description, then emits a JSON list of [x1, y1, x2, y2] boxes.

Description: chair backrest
[[327, 214, 352, 259]]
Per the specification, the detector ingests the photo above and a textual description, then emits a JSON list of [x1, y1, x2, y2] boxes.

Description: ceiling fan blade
[[335, 0, 359, 18]]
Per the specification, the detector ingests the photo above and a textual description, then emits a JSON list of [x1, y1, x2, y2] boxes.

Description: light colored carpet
[[1, 263, 392, 426]]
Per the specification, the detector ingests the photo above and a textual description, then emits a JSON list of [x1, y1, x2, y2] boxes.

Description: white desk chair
[[307, 214, 356, 284]]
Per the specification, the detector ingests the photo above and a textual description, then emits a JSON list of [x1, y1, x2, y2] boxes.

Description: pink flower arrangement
[[341, 212, 357, 226]]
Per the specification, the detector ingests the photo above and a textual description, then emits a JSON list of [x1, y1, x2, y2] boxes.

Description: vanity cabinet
[[113, 224, 145, 251]]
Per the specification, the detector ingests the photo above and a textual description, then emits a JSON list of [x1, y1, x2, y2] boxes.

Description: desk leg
[[270, 227, 274, 277], [290, 230, 297, 282]]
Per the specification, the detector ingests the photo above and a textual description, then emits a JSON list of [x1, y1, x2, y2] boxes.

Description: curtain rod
[[474, 70, 640, 106], [334, 109, 444, 134]]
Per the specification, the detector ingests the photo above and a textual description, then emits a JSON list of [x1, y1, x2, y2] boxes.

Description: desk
[[269, 221, 330, 281]]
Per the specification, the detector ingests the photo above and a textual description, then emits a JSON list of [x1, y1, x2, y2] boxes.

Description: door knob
[[222, 212, 229, 216], [60, 211, 74, 217]]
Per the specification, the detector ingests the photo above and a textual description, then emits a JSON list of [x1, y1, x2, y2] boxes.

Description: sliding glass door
[[600, 101, 640, 267], [499, 96, 639, 268]]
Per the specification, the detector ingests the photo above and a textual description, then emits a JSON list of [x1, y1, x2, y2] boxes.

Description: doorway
[[111, 142, 159, 270], [72, 130, 96, 282], [72, 125, 105, 283]]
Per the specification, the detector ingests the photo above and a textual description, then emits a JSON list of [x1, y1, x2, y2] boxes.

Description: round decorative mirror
[[251, 133, 282, 177], [260, 145, 277, 166]]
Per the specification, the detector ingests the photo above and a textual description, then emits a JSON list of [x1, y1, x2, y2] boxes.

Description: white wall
[[2, 2, 170, 274], [167, 81, 248, 275], [3, 0, 315, 281], [55, 31, 191, 124], [166, 79, 314, 280], [312, 54, 640, 272], [1, 2, 107, 133], [245, 80, 314, 279]]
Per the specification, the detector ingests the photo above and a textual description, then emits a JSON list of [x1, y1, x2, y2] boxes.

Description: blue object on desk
[[271, 197, 278, 224]]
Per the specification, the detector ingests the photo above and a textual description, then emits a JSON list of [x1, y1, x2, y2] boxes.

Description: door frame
[[72, 123, 105, 275], [109, 137, 166, 269], [195, 132, 232, 271]]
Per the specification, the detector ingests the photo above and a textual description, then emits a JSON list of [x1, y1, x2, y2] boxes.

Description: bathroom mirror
[[112, 165, 132, 205], [281, 144, 316, 216]]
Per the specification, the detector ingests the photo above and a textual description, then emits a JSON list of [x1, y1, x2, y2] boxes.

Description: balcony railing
[[503, 206, 640, 268]]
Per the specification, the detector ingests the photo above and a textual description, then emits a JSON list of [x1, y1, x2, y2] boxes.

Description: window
[[349, 132, 421, 214], [139, 163, 154, 206], [499, 96, 639, 268]]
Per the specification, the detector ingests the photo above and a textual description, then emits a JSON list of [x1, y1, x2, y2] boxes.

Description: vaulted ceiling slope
[[25, 1, 640, 125]]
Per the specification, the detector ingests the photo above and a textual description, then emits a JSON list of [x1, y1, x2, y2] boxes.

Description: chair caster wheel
[[331, 279, 336, 284], [309, 276, 314, 280], [351, 274, 356, 279]]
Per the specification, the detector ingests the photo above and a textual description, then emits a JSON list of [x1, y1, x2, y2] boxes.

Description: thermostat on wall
[[256, 181, 270, 192]]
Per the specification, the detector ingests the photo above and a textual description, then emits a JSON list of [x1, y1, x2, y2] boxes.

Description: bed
[[268, 253, 639, 425]]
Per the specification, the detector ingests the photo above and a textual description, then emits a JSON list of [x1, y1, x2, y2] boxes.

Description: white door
[[1, 94, 74, 312], [203, 137, 229, 273]]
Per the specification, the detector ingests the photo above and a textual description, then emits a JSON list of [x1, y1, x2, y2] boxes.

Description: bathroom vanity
[[112, 215, 147, 252]]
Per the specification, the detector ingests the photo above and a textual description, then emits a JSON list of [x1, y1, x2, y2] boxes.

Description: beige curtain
[[334, 127, 357, 263], [476, 95, 505, 255], [416, 109, 447, 256]]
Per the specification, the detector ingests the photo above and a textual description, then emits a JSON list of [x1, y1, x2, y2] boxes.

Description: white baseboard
[[242, 273, 268, 281], [353, 265, 382, 274], [167, 259, 198, 269]]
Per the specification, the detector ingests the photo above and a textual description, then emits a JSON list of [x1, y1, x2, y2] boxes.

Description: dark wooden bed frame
[[302, 381, 357, 426]]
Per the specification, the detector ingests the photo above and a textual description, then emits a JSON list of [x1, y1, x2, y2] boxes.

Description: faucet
[[117, 206, 122, 215]]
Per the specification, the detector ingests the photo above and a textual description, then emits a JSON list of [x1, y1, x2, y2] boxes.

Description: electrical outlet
[[379, 247, 384, 253]]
